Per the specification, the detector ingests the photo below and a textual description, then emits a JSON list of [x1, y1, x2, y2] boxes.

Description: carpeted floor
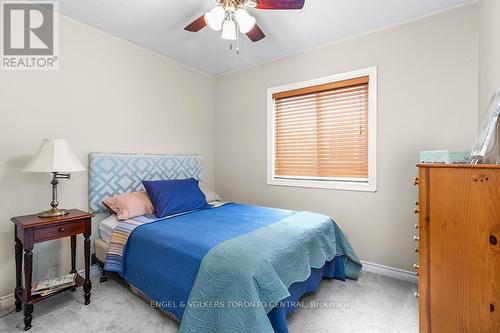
[[0, 271, 418, 333]]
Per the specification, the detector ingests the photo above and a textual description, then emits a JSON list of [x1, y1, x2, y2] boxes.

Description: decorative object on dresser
[[412, 164, 500, 333], [471, 90, 500, 164], [419, 150, 471, 164], [11, 209, 94, 331], [22, 138, 86, 217]]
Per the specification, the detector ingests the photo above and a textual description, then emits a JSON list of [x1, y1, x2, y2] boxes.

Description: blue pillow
[[142, 178, 210, 218]]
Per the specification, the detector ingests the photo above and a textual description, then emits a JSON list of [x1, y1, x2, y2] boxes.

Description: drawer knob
[[491, 304, 495, 312], [490, 235, 498, 246], [414, 248, 419, 253], [414, 224, 419, 229], [58, 227, 65, 232], [414, 201, 419, 206], [413, 208, 420, 214], [413, 236, 419, 242], [414, 292, 419, 298], [413, 264, 420, 270], [412, 177, 419, 186]]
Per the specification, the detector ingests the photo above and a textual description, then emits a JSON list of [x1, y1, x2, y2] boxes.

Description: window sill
[[267, 177, 377, 192]]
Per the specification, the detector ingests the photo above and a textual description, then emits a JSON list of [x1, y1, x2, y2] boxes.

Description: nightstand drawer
[[34, 221, 85, 242]]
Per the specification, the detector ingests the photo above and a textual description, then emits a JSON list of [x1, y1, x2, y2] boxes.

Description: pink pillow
[[103, 191, 154, 220]]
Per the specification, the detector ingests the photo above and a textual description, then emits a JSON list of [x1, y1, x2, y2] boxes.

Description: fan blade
[[246, 24, 265, 42], [256, 0, 305, 10], [184, 15, 207, 32]]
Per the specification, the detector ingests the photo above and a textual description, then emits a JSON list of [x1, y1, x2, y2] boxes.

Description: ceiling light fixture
[[235, 8, 256, 33], [204, 6, 225, 31], [204, 3, 255, 43], [221, 18, 237, 40]]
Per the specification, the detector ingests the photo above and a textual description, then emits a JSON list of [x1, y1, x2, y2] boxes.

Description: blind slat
[[275, 96, 365, 114], [274, 84, 367, 105], [275, 93, 368, 111]]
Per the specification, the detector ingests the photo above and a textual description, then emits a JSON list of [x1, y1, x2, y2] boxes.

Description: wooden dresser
[[414, 164, 500, 333]]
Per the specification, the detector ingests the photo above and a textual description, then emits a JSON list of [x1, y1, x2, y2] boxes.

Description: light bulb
[[204, 6, 225, 31], [235, 9, 256, 34], [221, 19, 237, 40]]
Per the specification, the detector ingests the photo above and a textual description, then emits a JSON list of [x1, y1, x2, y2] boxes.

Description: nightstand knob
[[414, 292, 419, 298], [58, 227, 65, 232], [414, 248, 419, 253], [412, 177, 419, 186], [414, 207, 420, 214], [413, 236, 419, 242], [414, 224, 419, 229]]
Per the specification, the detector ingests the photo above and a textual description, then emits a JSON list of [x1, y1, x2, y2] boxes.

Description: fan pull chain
[[228, 17, 240, 55], [236, 17, 240, 55]]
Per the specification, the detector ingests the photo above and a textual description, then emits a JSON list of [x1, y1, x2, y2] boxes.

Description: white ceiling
[[57, 0, 474, 76]]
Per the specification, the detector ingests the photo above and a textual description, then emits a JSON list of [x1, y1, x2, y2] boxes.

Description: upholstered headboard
[[88, 152, 203, 213]]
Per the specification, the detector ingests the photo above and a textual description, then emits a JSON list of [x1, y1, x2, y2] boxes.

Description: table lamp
[[22, 139, 86, 218]]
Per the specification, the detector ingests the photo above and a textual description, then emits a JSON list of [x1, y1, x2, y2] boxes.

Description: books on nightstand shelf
[[31, 273, 77, 296]]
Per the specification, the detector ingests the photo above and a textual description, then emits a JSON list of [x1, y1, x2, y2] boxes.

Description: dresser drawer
[[34, 221, 85, 242]]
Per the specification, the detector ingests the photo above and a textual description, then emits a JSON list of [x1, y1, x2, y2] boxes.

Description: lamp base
[[38, 208, 69, 218]]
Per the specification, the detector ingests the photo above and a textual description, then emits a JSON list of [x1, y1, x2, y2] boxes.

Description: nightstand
[[11, 209, 94, 331]]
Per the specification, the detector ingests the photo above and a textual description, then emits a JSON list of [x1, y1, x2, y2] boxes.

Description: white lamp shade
[[221, 19, 237, 40], [22, 139, 86, 173], [235, 9, 255, 34], [205, 6, 225, 31]]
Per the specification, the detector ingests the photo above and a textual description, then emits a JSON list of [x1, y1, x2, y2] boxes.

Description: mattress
[[95, 238, 109, 263], [98, 215, 119, 244]]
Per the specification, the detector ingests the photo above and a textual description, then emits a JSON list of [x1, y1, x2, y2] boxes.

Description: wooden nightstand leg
[[14, 227, 23, 312], [83, 233, 91, 305], [23, 243, 34, 331], [70, 235, 77, 292]]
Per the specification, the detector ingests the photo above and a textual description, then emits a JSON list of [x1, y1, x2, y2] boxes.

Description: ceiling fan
[[184, 0, 305, 44]]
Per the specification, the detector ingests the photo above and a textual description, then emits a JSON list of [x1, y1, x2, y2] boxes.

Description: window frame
[[267, 66, 377, 192]]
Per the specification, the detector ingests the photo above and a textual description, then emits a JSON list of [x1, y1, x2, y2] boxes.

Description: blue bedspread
[[120, 203, 361, 332]]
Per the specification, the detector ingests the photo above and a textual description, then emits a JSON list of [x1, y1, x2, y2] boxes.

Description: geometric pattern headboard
[[88, 152, 203, 213]]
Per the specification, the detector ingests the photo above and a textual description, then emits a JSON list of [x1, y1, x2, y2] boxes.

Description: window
[[267, 67, 377, 191]]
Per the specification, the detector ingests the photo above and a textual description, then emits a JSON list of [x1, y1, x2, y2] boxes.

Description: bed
[[89, 152, 362, 333]]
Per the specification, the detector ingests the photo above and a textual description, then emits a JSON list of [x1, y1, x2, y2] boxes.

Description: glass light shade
[[221, 19, 237, 40], [235, 9, 256, 34], [204, 6, 225, 31], [22, 138, 85, 173]]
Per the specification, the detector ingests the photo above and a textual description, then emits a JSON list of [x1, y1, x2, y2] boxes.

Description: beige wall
[[214, 4, 478, 271], [478, 0, 500, 118], [0, 17, 215, 298]]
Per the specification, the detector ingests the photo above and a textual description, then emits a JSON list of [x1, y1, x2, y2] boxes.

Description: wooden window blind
[[272, 76, 369, 180]]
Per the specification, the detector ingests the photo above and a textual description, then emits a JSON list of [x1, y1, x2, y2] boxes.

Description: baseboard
[[0, 292, 15, 315], [361, 261, 418, 284], [0, 264, 101, 313]]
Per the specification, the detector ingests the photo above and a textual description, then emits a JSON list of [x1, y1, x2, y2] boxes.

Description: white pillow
[[199, 183, 221, 202]]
